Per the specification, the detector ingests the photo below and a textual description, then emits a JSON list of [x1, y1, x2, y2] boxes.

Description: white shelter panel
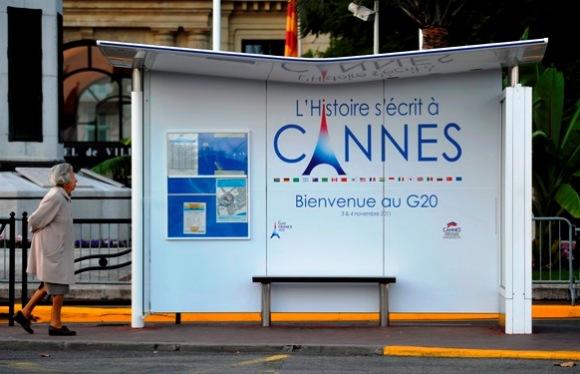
[[147, 72, 266, 311], [384, 71, 501, 312]]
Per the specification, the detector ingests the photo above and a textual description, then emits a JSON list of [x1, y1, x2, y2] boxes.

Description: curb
[[4, 339, 580, 360], [1, 340, 383, 356]]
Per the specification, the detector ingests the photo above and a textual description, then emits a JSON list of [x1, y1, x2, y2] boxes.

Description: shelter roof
[[98, 39, 547, 85]]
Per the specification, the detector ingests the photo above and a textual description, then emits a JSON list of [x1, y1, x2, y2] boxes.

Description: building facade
[[2, 0, 328, 178]]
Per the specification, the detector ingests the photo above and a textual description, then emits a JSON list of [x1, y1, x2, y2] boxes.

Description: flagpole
[[297, 16, 301, 56], [213, 0, 221, 51], [373, 0, 379, 54]]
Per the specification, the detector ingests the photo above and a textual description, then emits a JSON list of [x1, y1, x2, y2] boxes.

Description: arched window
[[62, 40, 131, 142]]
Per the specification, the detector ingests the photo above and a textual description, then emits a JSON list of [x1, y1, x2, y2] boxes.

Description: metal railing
[[72, 219, 132, 284], [532, 217, 577, 305], [1, 212, 131, 326], [1, 215, 132, 285], [0, 213, 18, 326]]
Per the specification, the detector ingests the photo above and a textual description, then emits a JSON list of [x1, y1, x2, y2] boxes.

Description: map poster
[[216, 178, 248, 223], [183, 202, 206, 234]]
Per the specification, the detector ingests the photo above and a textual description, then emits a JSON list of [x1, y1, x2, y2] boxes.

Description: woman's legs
[[47, 292, 76, 335], [49, 294, 64, 328], [21, 284, 47, 318]]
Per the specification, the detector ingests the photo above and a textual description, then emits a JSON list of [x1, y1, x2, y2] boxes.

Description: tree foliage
[[530, 67, 580, 218], [299, 0, 578, 104], [395, 0, 465, 28], [91, 138, 131, 187]]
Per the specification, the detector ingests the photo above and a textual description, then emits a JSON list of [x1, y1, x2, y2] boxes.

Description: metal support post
[[261, 282, 271, 327], [379, 283, 389, 327], [8, 212, 16, 326], [21, 212, 28, 306], [510, 65, 519, 87]]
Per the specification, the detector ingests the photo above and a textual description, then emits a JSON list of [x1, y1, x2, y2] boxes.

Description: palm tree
[[395, 0, 465, 49]]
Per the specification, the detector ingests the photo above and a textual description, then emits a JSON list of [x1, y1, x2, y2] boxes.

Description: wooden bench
[[252, 276, 396, 327]]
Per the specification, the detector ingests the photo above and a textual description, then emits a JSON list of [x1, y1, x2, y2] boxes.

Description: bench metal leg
[[261, 282, 271, 327], [379, 283, 389, 327]]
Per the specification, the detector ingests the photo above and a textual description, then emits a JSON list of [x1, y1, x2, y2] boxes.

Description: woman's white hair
[[49, 163, 74, 187]]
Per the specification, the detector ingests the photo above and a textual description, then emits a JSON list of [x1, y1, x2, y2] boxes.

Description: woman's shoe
[[48, 325, 76, 336], [13, 311, 34, 334]]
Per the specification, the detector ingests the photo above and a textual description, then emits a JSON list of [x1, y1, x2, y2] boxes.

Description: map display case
[[167, 131, 249, 239]]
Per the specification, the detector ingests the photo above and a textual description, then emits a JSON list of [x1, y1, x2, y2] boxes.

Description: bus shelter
[[99, 39, 546, 333]]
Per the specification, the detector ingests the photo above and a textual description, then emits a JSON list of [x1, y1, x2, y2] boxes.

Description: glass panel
[[122, 102, 131, 142], [242, 40, 284, 56], [121, 78, 132, 141], [63, 70, 106, 141], [122, 77, 132, 95], [244, 44, 263, 54], [76, 124, 95, 142], [81, 77, 121, 142], [64, 73, 122, 142], [96, 98, 120, 141]]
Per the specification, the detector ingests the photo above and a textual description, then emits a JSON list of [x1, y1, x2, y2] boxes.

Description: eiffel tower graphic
[[302, 99, 346, 175], [270, 222, 280, 239]]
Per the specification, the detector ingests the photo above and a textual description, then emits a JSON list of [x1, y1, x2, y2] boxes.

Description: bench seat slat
[[252, 276, 396, 284]]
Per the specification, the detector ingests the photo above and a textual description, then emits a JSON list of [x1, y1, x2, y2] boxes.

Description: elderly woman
[[13, 163, 77, 336]]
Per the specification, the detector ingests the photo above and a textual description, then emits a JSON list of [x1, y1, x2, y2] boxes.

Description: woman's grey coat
[[27, 187, 75, 285]]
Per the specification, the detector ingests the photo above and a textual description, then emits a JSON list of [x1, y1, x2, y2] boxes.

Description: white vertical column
[[502, 85, 532, 334], [212, 0, 221, 51], [131, 67, 144, 328]]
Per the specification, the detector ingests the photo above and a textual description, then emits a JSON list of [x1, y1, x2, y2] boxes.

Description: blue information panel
[[167, 132, 249, 239]]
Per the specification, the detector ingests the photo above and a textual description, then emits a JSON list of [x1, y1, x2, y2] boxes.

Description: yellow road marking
[[384, 345, 580, 360], [10, 362, 42, 369], [233, 354, 289, 367], [3, 361, 59, 373]]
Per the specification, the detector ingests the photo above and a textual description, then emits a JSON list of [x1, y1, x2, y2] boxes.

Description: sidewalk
[[2, 305, 580, 360]]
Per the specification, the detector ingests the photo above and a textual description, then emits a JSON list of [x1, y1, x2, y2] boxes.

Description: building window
[[72, 74, 131, 142], [242, 40, 285, 56], [61, 40, 131, 142], [61, 40, 132, 183]]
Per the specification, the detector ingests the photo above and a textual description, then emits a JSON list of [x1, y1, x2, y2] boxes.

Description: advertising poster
[[266, 71, 501, 311], [183, 202, 206, 234]]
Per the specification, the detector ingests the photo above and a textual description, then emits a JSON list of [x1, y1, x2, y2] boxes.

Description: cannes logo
[[274, 99, 346, 176], [442, 221, 462, 239]]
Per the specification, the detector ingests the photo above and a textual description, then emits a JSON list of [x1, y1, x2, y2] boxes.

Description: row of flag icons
[[273, 176, 463, 183]]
